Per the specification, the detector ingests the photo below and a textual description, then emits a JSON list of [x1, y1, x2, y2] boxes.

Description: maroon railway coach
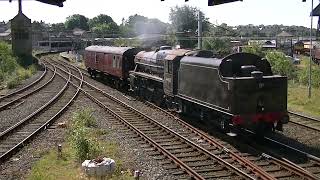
[[84, 46, 142, 88]]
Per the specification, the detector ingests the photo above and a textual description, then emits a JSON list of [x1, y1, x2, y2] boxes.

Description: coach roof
[[85, 46, 135, 55]]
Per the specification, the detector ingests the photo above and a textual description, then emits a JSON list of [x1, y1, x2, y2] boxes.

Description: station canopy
[[208, 0, 242, 6], [35, 0, 66, 7]]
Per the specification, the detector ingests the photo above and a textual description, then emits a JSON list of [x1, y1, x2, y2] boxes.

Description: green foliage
[[207, 23, 238, 37], [114, 38, 142, 47], [89, 14, 115, 29], [298, 60, 320, 87], [89, 14, 119, 37], [265, 51, 297, 79], [0, 41, 18, 74], [202, 38, 231, 57], [69, 109, 100, 161], [169, 5, 209, 33], [288, 82, 320, 117], [50, 23, 66, 32], [71, 108, 96, 128], [6, 76, 20, 89], [169, 5, 209, 48], [92, 22, 119, 37], [242, 43, 265, 57], [65, 14, 89, 30], [0, 41, 37, 89]]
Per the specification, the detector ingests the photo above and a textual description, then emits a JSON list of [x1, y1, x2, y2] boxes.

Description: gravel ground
[[0, 74, 66, 133], [0, 105, 68, 180], [0, 93, 175, 180], [74, 93, 175, 180], [269, 122, 320, 157]]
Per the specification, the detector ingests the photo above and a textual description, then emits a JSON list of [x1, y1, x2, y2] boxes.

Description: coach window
[[113, 55, 116, 68], [168, 61, 172, 73], [95, 53, 97, 63], [117, 56, 121, 68]]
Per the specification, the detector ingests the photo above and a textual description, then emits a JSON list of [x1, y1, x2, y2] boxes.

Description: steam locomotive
[[84, 46, 289, 134]]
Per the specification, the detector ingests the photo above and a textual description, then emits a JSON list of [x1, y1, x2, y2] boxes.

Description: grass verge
[[288, 81, 320, 117], [27, 108, 134, 180]]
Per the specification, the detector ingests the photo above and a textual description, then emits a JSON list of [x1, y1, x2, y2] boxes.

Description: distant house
[[0, 29, 11, 42]]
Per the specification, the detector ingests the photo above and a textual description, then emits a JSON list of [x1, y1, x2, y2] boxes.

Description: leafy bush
[[265, 51, 297, 79], [298, 60, 320, 87], [242, 43, 266, 57], [202, 38, 231, 57], [6, 77, 20, 89], [0, 42, 18, 77], [69, 108, 100, 161], [0, 41, 37, 88]]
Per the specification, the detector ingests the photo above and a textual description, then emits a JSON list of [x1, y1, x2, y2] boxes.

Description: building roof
[[276, 31, 293, 37], [312, 3, 320, 16], [73, 28, 86, 36]]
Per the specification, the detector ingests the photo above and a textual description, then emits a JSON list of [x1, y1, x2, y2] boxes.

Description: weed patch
[[28, 108, 134, 179]]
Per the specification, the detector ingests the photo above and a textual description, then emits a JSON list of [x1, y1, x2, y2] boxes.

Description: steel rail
[[288, 111, 320, 131], [0, 64, 75, 161], [0, 63, 56, 111], [50, 62, 255, 180], [244, 129, 320, 180], [47, 60, 212, 180], [0, 63, 47, 102], [144, 101, 276, 180]]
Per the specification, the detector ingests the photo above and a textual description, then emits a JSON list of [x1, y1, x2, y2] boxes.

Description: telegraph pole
[[198, 10, 203, 49], [309, 0, 314, 98]]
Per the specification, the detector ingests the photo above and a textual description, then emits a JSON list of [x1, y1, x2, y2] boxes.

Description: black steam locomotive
[[85, 46, 289, 134]]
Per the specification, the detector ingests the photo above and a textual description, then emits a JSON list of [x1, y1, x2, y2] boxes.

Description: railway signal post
[[10, 0, 33, 67]]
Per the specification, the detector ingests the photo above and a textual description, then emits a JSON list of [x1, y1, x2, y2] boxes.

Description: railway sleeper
[[157, 141, 184, 147], [163, 144, 190, 150], [169, 148, 196, 154], [271, 171, 299, 179], [201, 171, 239, 179], [173, 152, 202, 158], [181, 156, 213, 163], [154, 138, 179, 143]]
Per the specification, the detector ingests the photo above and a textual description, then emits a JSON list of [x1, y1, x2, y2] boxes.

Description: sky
[[0, 0, 318, 27]]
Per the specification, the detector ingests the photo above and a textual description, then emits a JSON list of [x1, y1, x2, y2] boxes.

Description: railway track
[[0, 64, 54, 111], [49, 55, 320, 179], [288, 111, 320, 132], [143, 102, 320, 179], [0, 59, 83, 162]]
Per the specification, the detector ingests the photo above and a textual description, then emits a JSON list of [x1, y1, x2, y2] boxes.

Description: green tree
[[265, 51, 297, 79], [169, 5, 210, 48], [65, 14, 89, 30], [88, 14, 115, 29], [50, 23, 66, 32], [91, 22, 119, 37], [169, 5, 209, 33], [202, 38, 231, 57], [88, 14, 119, 37]]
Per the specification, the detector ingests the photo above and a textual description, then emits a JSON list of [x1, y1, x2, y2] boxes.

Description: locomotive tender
[[85, 45, 289, 134]]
